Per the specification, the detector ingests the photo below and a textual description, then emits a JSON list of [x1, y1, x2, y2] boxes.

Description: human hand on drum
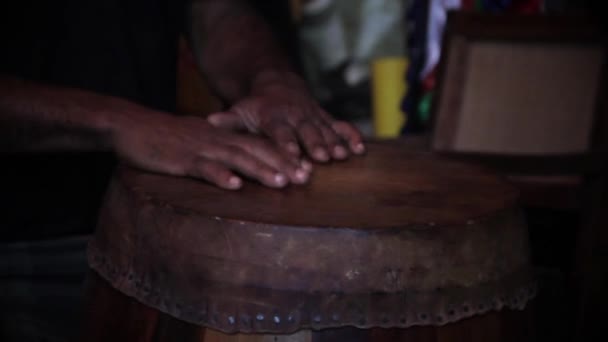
[[207, 71, 365, 162], [111, 109, 311, 190]]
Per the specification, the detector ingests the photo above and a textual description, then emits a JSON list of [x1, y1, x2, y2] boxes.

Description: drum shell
[[85, 142, 536, 338]]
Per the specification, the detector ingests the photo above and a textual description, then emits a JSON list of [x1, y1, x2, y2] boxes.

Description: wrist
[[97, 99, 157, 151], [250, 70, 310, 95]]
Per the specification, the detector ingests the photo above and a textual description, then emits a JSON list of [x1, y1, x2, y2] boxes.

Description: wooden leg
[[80, 270, 534, 342], [369, 308, 534, 342], [204, 329, 311, 342], [573, 176, 608, 341], [79, 270, 203, 342]]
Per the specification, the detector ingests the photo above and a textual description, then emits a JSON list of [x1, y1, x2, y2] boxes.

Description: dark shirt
[[0, 0, 184, 241]]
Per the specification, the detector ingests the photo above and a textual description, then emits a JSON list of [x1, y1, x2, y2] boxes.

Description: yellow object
[[372, 57, 408, 138]]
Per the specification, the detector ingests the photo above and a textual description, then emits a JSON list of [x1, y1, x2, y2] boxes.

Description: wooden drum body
[[84, 142, 536, 341]]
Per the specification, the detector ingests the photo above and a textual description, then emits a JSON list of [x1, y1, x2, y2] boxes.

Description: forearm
[[188, 0, 304, 102], [0, 76, 141, 152], [0, 77, 313, 189]]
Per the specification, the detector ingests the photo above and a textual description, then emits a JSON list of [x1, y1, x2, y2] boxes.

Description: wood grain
[[123, 142, 518, 229]]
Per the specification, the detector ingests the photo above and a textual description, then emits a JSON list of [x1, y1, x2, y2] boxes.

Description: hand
[[207, 72, 365, 162], [111, 110, 311, 190]]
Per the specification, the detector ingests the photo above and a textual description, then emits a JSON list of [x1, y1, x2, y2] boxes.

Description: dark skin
[[189, 0, 364, 161], [0, 0, 364, 190]]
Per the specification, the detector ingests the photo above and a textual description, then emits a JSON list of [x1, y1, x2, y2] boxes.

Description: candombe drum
[[83, 141, 536, 341]]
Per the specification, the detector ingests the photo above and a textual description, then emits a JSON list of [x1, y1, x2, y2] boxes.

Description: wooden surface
[[81, 271, 535, 342], [121, 141, 518, 229]]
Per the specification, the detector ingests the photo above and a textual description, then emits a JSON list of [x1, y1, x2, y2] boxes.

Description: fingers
[[210, 145, 291, 188], [125, 114, 311, 190], [230, 135, 310, 184], [261, 107, 362, 162], [207, 112, 247, 131], [265, 121, 301, 157], [186, 159, 243, 190], [331, 120, 365, 154], [188, 140, 310, 189], [210, 100, 364, 166], [264, 118, 359, 162], [295, 119, 330, 162], [318, 122, 349, 160]]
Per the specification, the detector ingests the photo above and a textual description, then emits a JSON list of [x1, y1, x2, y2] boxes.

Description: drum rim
[[88, 248, 537, 334]]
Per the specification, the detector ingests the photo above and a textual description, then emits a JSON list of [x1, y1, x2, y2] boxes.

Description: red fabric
[[422, 68, 437, 92]]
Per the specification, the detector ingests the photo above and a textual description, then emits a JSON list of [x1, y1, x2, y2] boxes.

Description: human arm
[[0, 76, 307, 189], [187, 0, 365, 162]]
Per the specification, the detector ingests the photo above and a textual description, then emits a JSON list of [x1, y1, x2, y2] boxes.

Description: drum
[[82, 141, 536, 341]]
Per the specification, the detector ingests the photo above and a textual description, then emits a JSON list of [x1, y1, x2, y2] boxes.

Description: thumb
[[207, 111, 247, 131]]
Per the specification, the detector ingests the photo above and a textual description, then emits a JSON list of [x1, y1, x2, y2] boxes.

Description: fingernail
[[228, 176, 242, 189], [333, 146, 348, 159], [300, 159, 313, 172], [274, 173, 287, 186], [207, 115, 222, 126], [353, 143, 365, 154], [294, 169, 309, 183], [314, 147, 329, 161]]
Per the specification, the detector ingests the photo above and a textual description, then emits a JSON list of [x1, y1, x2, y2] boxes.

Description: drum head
[[121, 141, 518, 229], [88, 141, 535, 333]]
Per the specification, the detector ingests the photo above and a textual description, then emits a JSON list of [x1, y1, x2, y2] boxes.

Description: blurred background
[[179, 0, 605, 136]]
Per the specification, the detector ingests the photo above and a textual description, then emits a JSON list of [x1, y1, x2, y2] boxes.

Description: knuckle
[[197, 161, 230, 182], [321, 125, 338, 141], [187, 160, 209, 179], [222, 145, 246, 159], [230, 151, 260, 171]]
